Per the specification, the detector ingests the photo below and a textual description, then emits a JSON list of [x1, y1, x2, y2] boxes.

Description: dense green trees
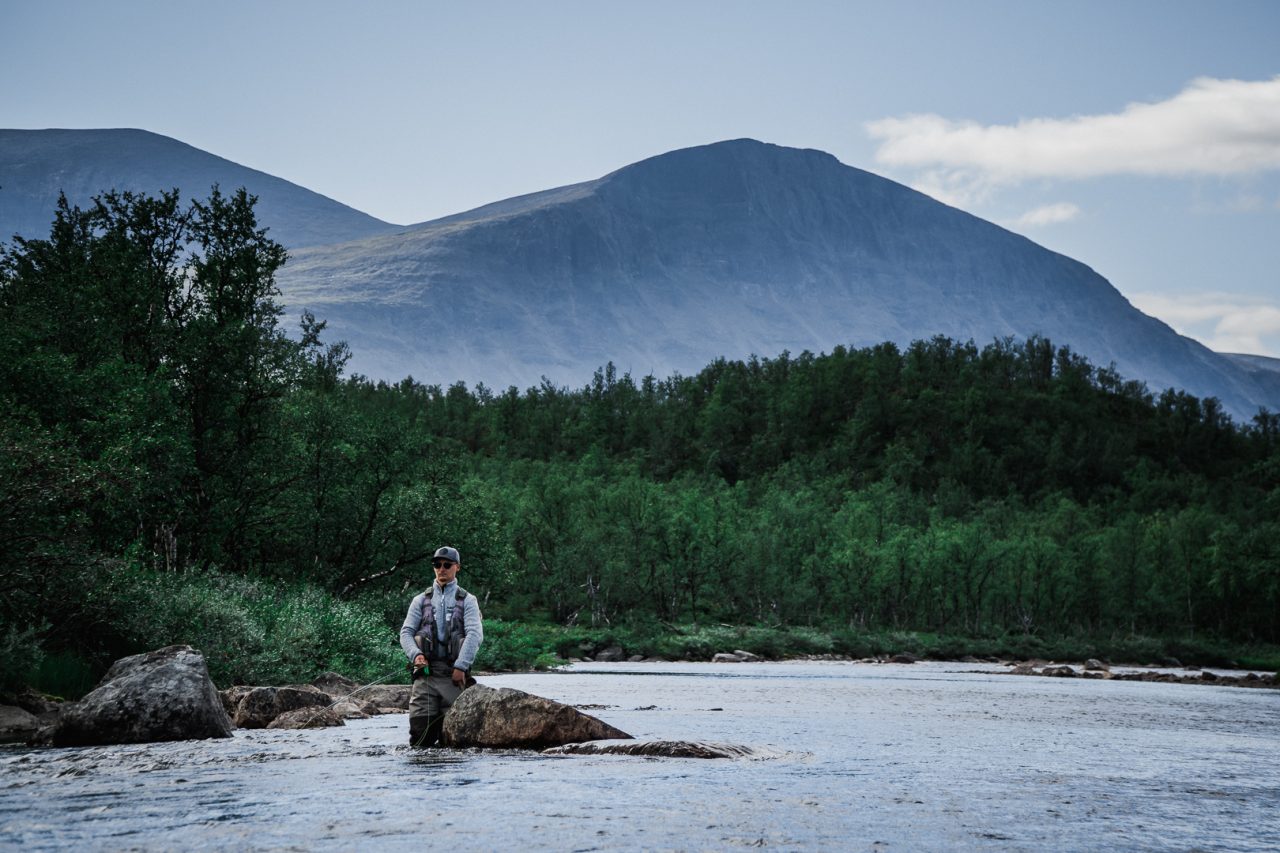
[[3, 188, 1278, 692]]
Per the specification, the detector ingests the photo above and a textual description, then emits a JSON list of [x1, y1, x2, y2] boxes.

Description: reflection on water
[[2, 662, 1278, 851]]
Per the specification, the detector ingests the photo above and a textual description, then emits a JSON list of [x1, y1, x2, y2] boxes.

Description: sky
[[3, 1, 1279, 356]]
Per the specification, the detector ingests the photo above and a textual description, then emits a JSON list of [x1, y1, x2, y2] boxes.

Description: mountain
[[0, 129, 402, 249], [1221, 353, 1280, 376], [276, 139, 1279, 421]]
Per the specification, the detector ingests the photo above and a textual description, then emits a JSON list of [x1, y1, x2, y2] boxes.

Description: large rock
[[219, 685, 254, 717], [544, 740, 762, 759], [311, 671, 360, 699], [712, 652, 743, 663], [442, 686, 632, 749], [267, 706, 344, 729], [40, 645, 232, 746], [360, 684, 410, 709], [232, 685, 330, 729], [0, 705, 40, 744], [594, 646, 626, 663]]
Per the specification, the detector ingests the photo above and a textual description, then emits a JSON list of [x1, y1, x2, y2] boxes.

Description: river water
[[2, 661, 1278, 851]]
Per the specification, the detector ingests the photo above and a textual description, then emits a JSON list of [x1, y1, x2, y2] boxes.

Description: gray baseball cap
[[432, 546, 461, 563]]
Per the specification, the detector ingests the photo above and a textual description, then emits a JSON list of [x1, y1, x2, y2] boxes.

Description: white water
[[2, 661, 1278, 850]]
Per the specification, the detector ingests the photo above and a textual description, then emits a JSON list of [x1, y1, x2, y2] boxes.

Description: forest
[[3, 189, 1278, 696]]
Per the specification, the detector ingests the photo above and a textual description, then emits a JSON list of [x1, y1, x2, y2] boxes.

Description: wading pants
[[408, 660, 463, 747]]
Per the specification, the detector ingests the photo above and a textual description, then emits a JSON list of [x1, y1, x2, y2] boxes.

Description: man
[[399, 545, 484, 747]]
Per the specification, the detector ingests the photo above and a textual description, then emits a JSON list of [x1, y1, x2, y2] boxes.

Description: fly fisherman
[[400, 546, 484, 747]]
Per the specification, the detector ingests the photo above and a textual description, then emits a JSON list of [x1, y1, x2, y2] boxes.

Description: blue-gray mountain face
[[0, 129, 400, 249], [278, 139, 1278, 421], [4, 131, 1275, 420]]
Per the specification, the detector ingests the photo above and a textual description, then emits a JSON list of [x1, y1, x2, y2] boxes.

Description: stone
[[232, 685, 330, 729], [331, 698, 380, 719], [711, 652, 743, 663], [544, 740, 762, 759], [594, 646, 626, 663], [889, 653, 920, 664], [38, 645, 232, 746], [732, 650, 761, 662], [1084, 659, 1109, 672], [1011, 663, 1035, 675], [1200, 670, 1219, 681], [267, 706, 345, 729], [627, 655, 645, 662], [0, 705, 40, 744], [1160, 657, 1183, 668], [1043, 665, 1078, 677], [219, 685, 253, 717], [441, 685, 632, 749], [358, 684, 410, 710], [378, 706, 408, 715], [311, 671, 360, 699]]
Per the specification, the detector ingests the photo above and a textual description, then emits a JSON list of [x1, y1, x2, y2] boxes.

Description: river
[[2, 661, 1277, 851]]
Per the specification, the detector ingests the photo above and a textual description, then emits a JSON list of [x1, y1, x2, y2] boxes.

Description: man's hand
[[451, 668, 466, 687], [413, 654, 426, 669]]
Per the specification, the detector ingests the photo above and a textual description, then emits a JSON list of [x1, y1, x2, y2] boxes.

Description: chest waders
[[409, 586, 469, 748]]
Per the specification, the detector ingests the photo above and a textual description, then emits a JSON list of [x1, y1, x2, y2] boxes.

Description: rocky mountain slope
[[276, 139, 1279, 421], [0, 129, 401, 249]]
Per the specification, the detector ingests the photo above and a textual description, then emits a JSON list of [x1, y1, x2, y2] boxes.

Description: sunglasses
[[432, 559, 456, 569]]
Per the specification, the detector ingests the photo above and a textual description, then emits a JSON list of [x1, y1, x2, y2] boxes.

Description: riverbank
[[481, 620, 1280, 677]]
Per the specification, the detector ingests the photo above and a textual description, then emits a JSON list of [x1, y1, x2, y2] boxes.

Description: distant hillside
[[277, 139, 1280, 421], [0, 128, 401, 249], [1221, 352, 1280, 376]]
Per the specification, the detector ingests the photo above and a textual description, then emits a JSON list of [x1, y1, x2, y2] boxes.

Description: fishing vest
[[413, 585, 469, 666]]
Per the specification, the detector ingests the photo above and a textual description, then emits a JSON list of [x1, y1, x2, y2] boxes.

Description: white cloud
[[1129, 291, 1280, 356], [867, 76, 1280, 191], [1012, 202, 1081, 227]]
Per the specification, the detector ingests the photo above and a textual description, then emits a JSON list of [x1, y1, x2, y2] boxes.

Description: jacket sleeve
[[453, 595, 484, 672], [400, 594, 424, 661]]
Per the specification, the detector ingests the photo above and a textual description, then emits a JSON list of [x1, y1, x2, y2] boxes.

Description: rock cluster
[[1004, 662, 1279, 689]]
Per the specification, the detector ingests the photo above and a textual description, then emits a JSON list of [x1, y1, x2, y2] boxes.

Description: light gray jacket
[[399, 579, 484, 672]]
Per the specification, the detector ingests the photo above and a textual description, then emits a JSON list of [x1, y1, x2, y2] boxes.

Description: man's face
[[432, 557, 459, 586]]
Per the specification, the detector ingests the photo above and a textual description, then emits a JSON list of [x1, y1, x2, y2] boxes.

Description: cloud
[[1129, 291, 1280, 356], [867, 76, 1280, 192], [1012, 202, 1081, 227]]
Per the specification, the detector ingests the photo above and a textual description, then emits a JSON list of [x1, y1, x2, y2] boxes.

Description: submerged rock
[[267, 706, 344, 729], [232, 685, 330, 729], [544, 740, 764, 759], [38, 645, 232, 746], [0, 705, 40, 744], [442, 685, 631, 749]]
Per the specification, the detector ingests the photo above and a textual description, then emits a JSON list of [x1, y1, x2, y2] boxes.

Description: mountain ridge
[[276, 138, 1278, 420], [0, 128, 402, 249], [3, 130, 1275, 420]]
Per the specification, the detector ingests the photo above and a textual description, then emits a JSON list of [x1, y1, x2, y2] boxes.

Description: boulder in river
[[232, 685, 330, 729], [594, 646, 626, 662], [544, 740, 764, 759], [0, 705, 40, 744], [39, 645, 232, 746], [733, 650, 761, 662], [889, 653, 921, 664], [311, 671, 360, 698], [711, 652, 743, 663], [360, 684, 410, 710], [267, 706, 345, 729], [442, 685, 632, 748], [1084, 659, 1110, 672]]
